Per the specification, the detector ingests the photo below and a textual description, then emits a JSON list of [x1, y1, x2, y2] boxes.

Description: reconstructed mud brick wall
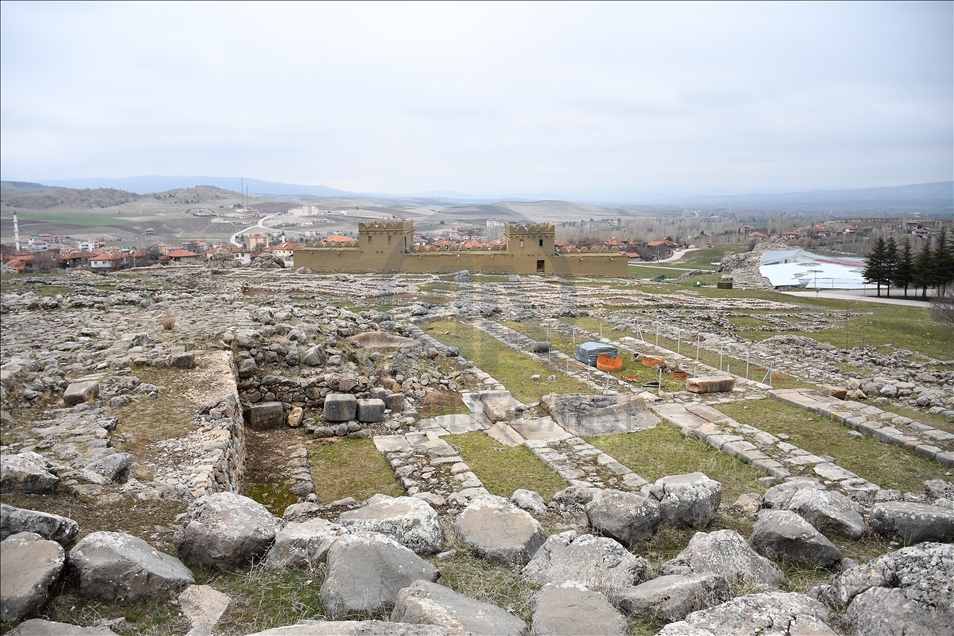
[[293, 221, 628, 277]]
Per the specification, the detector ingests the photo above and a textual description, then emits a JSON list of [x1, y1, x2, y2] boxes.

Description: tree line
[[862, 228, 954, 298]]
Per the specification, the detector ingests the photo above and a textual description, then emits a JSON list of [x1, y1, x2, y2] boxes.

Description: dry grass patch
[[716, 400, 951, 493], [418, 388, 470, 419], [444, 431, 569, 500], [309, 437, 403, 504]]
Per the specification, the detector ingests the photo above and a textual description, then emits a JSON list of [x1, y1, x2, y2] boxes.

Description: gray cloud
[[1, 2, 950, 200]]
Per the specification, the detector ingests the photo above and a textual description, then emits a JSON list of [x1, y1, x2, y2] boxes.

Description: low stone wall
[[189, 376, 247, 498]]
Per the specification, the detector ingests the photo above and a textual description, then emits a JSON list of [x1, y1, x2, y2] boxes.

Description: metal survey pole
[[746, 349, 750, 380], [696, 335, 701, 361], [719, 342, 723, 371], [657, 366, 663, 396], [677, 332, 681, 355], [655, 323, 659, 347]]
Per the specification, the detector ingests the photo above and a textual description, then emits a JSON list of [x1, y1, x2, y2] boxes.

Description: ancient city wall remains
[[292, 221, 628, 277]]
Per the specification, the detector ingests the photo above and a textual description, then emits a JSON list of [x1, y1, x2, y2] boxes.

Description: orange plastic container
[[596, 353, 623, 372], [641, 356, 665, 368]]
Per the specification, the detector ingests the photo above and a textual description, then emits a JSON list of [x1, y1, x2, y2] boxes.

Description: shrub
[[159, 311, 176, 330]]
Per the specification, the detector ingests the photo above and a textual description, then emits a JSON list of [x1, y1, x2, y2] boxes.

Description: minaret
[[13, 209, 21, 251]]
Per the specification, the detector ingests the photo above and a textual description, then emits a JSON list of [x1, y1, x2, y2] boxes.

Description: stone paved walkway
[[652, 402, 883, 499], [769, 388, 954, 467]]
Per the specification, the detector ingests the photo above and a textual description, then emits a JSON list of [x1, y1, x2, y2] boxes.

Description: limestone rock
[[510, 489, 547, 515], [391, 580, 526, 635], [656, 591, 837, 636], [787, 487, 865, 539], [834, 543, 953, 636], [749, 510, 842, 568], [177, 584, 231, 636], [63, 380, 99, 406], [455, 494, 545, 566], [1, 452, 60, 494], [646, 472, 722, 529], [585, 489, 661, 547], [612, 573, 731, 623], [69, 531, 194, 601], [869, 501, 954, 544], [356, 398, 386, 423], [522, 531, 648, 590], [540, 393, 659, 435], [82, 452, 132, 483], [5, 619, 119, 635], [249, 401, 284, 430], [323, 393, 357, 423], [0, 532, 65, 624], [301, 346, 326, 367], [319, 532, 439, 618], [264, 518, 351, 571], [1, 504, 78, 544], [339, 495, 443, 555], [174, 492, 279, 568], [531, 581, 628, 636], [761, 478, 821, 510], [244, 620, 474, 635], [661, 529, 784, 589]]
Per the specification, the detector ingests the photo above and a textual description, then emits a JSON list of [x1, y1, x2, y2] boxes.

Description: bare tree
[[930, 286, 954, 326]]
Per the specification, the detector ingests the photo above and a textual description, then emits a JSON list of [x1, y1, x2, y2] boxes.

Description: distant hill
[[0, 186, 142, 210], [0, 181, 57, 192], [672, 181, 953, 214], [33, 176, 350, 197]]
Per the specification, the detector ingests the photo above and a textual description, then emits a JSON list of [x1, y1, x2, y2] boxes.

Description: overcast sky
[[1, 2, 951, 201]]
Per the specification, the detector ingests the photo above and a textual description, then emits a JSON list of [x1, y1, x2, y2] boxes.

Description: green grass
[[586, 424, 768, 506], [309, 438, 403, 504], [445, 431, 569, 500], [716, 400, 951, 493], [424, 319, 596, 404]]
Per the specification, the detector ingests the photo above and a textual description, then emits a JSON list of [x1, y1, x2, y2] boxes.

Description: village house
[[166, 249, 201, 265]]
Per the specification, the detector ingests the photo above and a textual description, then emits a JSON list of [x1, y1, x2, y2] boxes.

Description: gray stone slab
[[510, 417, 572, 443], [485, 423, 525, 447], [913, 445, 939, 460], [785, 453, 825, 466], [936, 452, 954, 467], [812, 463, 857, 482], [433, 414, 485, 435], [373, 435, 411, 454]]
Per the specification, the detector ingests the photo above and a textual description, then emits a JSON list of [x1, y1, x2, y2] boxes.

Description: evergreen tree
[[894, 237, 914, 298], [913, 237, 933, 299], [883, 237, 899, 297], [933, 228, 954, 295], [862, 237, 887, 297]]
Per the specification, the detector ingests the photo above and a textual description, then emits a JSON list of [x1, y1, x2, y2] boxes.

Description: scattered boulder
[[612, 573, 732, 623], [169, 352, 195, 369], [656, 591, 837, 636], [869, 501, 954, 544], [834, 542, 953, 636], [749, 510, 842, 569], [522, 531, 648, 590], [540, 393, 659, 435], [63, 380, 99, 406], [391, 580, 526, 636], [301, 346, 326, 367], [5, 619, 119, 635], [645, 472, 722, 528], [1, 504, 78, 544], [82, 453, 132, 483], [69, 531, 194, 601], [174, 492, 279, 568], [264, 518, 351, 571], [339, 495, 444, 555], [510, 489, 547, 515], [177, 584, 231, 636], [455, 494, 546, 566], [248, 402, 284, 430], [477, 391, 522, 423], [585, 489, 662, 546], [532, 581, 628, 636], [787, 487, 866, 540], [319, 532, 439, 618], [661, 529, 784, 589], [549, 485, 599, 509], [1, 452, 60, 494], [761, 478, 820, 510], [0, 532, 65, 624], [323, 393, 357, 423]]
